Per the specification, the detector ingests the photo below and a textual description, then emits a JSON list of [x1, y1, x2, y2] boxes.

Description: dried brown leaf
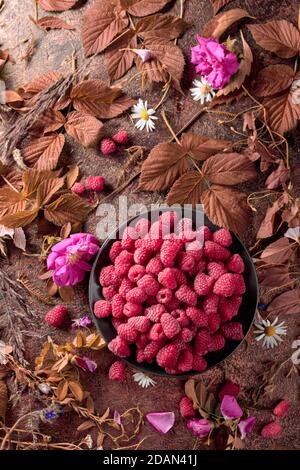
[[252, 65, 295, 97], [105, 29, 136, 81], [135, 15, 187, 40], [44, 193, 92, 226], [0, 187, 26, 217], [13, 227, 26, 251], [248, 20, 300, 58], [267, 289, 300, 315], [244, 138, 277, 172], [65, 111, 103, 147], [260, 237, 293, 264], [265, 161, 289, 189], [36, 177, 65, 206], [211, 0, 232, 15], [59, 286, 74, 303], [256, 193, 288, 239], [35, 108, 66, 133], [0, 208, 39, 228], [184, 379, 199, 407], [258, 264, 291, 288], [22, 133, 65, 170], [166, 171, 204, 206], [202, 152, 257, 185], [0, 381, 8, 422], [68, 380, 84, 402], [56, 380, 69, 401], [180, 133, 231, 160], [263, 88, 300, 134], [37, 0, 79, 11], [77, 420, 96, 432], [121, 0, 171, 16], [65, 165, 80, 189], [203, 8, 251, 39], [30, 15, 75, 30]]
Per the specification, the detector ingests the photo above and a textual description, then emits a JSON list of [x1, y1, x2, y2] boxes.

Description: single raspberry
[[185, 240, 203, 260], [156, 287, 173, 304], [145, 304, 166, 322], [226, 254, 245, 274], [165, 297, 181, 311], [115, 263, 131, 278], [221, 321, 244, 340], [218, 380, 240, 401], [179, 396, 196, 418], [149, 323, 166, 342], [173, 268, 187, 285], [160, 313, 181, 339], [121, 226, 138, 250], [100, 137, 117, 155], [261, 422, 282, 439], [123, 302, 142, 317], [207, 261, 227, 280], [102, 285, 118, 301], [208, 313, 222, 333], [160, 239, 182, 267], [172, 309, 190, 327], [141, 236, 163, 252], [85, 176, 105, 192], [115, 250, 134, 265], [136, 333, 149, 349], [134, 247, 151, 265], [194, 273, 214, 296], [232, 274, 246, 295], [135, 218, 150, 237], [137, 274, 160, 296], [112, 317, 124, 330], [119, 278, 134, 298], [45, 305, 68, 328], [159, 211, 179, 229], [186, 307, 208, 327], [177, 252, 195, 272], [112, 130, 129, 145], [204, 241, 231, 261], [197, 226, 212, 242], [94, 300, 112, 318], [179, 328, 193, 342], [144, 340, 164, 362], [136, 349, 146, 363], [177, 350, 193, 372], [156, 343, 180, 369], [100, 265, 119, 287], [108, 361, 126, 382], [108, 335, 130, 357], [273, 399, 290, 418], [175, 285, 197, 306], [71, 182, 85, 195], [126, 287, 147, 304], [212, 228, 232, 247], [194, 329, 210, 354], [111, 294, 125, 318], [128, 265, 146, 283], [118, 323, 137, 342], [128, 316, 151, 333], [219, 296, 242, 321], [146, 256, 163, 275], [203, 293, 219, 315], [192, 354, 207, 372], [208, 333, 225, 351], [149, 220, 169, 239], [109, 241, 123, 262], [158, 268, 177, 289], [213, 273, 236, 297], [178, 229, 196, 242]]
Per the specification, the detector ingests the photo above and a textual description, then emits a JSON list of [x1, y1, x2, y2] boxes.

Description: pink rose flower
[[191, 36, 239, 89], [47, 233, 99, 287]]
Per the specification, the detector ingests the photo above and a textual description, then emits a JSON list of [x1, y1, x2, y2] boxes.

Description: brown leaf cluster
[[30, 15, 75, 31]]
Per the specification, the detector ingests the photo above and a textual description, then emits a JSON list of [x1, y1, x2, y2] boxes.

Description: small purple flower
[[133, 48, 152, 62], [220, 395, 243, 420], [74, 356, 97, 372], [238, 416, 256, 439], [44, 410, 57, 421], [187, 418, 212, 438], [113, 410, 122, 425], [71, 315, 92, 329]]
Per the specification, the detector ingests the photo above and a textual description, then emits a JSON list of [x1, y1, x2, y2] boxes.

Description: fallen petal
[[146, 412, 175, 434], [187, 418, 212, 438], [238, 416, 256, 439], [220, 395, 243, 420]]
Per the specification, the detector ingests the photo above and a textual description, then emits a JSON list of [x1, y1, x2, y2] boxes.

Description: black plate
[[89, 207, 258, 378]]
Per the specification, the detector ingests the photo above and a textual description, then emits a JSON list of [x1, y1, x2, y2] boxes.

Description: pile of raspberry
[[94, 212, 246, 374]]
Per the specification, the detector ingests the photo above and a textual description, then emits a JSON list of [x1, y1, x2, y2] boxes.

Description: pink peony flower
[[187, 418, 212, 438], [47, 233, 99, 287], [191, 36, 239, 89]]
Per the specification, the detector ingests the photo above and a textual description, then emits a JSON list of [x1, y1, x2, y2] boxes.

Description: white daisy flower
[[133, 372, 156, 388], [254, 317, 287, 349], [284, 226, 300, 242], [291, 79, 300, 105], [131, 99, 158, 132], [190, 77, 215, 104]]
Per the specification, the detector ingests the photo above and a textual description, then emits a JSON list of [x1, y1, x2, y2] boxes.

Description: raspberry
[[273, 399, 290, 417], [137, 274, 160, 296], [185, 240, 203, 260], [194, 329, 210, 354], [141, 235, 163, 252], [145, 296, 158, 306], [126, 287, 147, 304], [156, 287, 172, 304], [115, 263, 131, 277], [207, 261, 227, 280], [118, 323, 137, 342], [146, 256, 163, 275], [165, 297, 181, 311], [194, 273, 214, 296], [102, 285, 118, 301], [178, 229, 196, 242], [192, 354, 207, 372], [85, 176, 105, 192], [136, 333, 149, 349], [177, 350, 193, 372], [212, 228, 232, 247], [213, 273, 236, 297], [158, 268, 177, 289], [144, 340, 163, 362], [175, 285, 197, 306], [232, 274, 246, 295], [160, 313, 181, 339], [176, 218, 193, 236], [128, 265, 146, 283], [149, 323, 166, 342], [160, 239, 182, 267], [119, 278, 134, 297], [145, 304, 166, 322], [261, 422, 282, 439], [115, 250, 134, 265], [195, 259, 207, 274], [179, 396, 196, 418], [208, 333, 225, 351], [108, 361, 126, 382], [179, 328, 193, 342], [197, 226, 212, 242], [186, 307, 208, 327], [45, 305, 68, 328], [159, 211, 179, 229], [94, 300, 112, 318], [203, 293, 219, 315], [109, 241, 123, 262], [123, 302, 142, 317], [112, 317, 123, 330], [218, 381, 240, 401], [173, 268, 187, 285], [149, 220, 169, 239], [100, 265, 119, 287], [135, 218, 150, 237], [128, 316, 151, 333], [204, 241, 231, 261], [71, 182, 85, 195], [121, 226, 138, 250], [156, 343, 180, 369], [219, 296, 242, 321], [112, 130, 129, 145], [134, 247, 151, 265], [111, 294, 125, 318], [136, 349, 146, 363], [108, 336, 130, 357], [221, 321, 244, 340], [226, 254, 245, 274], [172, 309, 190, 327], [100, 137, 117, 155], [208, 313, 221, 333], [177, 252, 195, 272]]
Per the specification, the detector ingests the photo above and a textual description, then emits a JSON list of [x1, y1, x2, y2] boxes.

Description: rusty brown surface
[[0, 0, 300, 450]]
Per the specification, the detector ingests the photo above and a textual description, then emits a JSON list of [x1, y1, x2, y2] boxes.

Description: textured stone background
[[1, 0, 300, 450]]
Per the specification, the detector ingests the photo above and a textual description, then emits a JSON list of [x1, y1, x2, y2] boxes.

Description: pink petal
[[220, 395, 243, 420], [146, 412, 175, 434], [187, 418, 212, 438], [113, 410, 122, 425], [238, 416, 256, 439]]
